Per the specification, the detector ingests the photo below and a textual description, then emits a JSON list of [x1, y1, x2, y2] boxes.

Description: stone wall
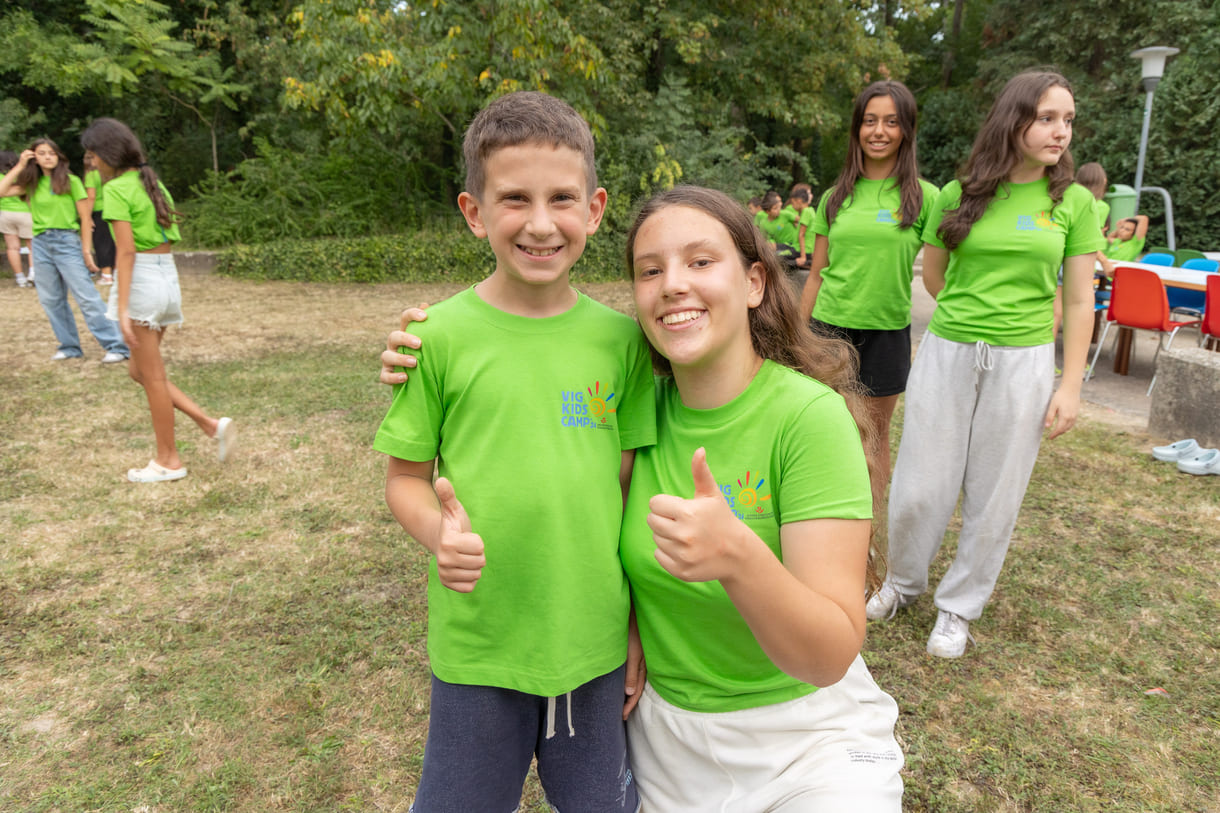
[[1148, 344, 1220, 444]]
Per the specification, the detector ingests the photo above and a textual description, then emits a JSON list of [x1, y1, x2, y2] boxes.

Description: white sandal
[[128, 460, 188, 483]]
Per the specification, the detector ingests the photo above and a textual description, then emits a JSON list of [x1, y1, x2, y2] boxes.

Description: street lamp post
[[1130, 45, 1178, 214]]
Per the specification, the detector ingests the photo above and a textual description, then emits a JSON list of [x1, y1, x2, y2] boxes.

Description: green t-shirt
[[373, 287, 657, 696], [753, 210, 767, 229], [759, 208, 798, 246], [620, 361, 872, 713], [924, 179, 1104, 346], [101, 171, 181, 250], [797, 206, 816, 248], [29, 174, 86, 235], [811, 177, 940, 330], [0, 194, 29, 214], [84, 169, 106, 208], [1095, 199, 1110, 233], [1105, 235, 1145, 263]]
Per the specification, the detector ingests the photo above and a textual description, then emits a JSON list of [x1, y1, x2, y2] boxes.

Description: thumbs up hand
[[647, 448, 745, 583], [434, 477, 486, 592]]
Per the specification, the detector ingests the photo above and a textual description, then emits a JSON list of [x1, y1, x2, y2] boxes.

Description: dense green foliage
[[217, 227, 629, 283], [2, 0, 1217, 253]]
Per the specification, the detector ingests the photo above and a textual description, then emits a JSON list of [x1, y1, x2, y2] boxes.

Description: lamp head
[[1130, 46, 1180, 92]]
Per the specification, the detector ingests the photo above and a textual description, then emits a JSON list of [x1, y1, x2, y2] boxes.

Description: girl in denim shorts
[[81, 118, 235, 483]]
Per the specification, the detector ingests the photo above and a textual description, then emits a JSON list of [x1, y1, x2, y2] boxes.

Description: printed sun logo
[[1035, 211, 1057, 230], [735, 471, 772, 514], [587, 381, 616, 424]]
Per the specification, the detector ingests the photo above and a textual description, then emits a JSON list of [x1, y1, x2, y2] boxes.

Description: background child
[[0, 138, 128, 363], [798, 80, 938, 494], [83, 151, 116, 284], [1099, 214, 1150, 276], [373, 91, 653, 812], [0, 150, 34, 287], [870, 72, 1103, 658], [81, 118, 234, 482], [757, 189, 798, 260]]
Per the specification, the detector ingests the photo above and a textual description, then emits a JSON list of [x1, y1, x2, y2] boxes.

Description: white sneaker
[[214, 417, 236, 462], [866, 579, 917, 621], [14, 272, 29, 287], [1177, 449, 1220, 476], [926, 610, 975, 658], [51, 350, 77, 361], [1152, 438, 1200, 461], [101, 351, 128, 364]]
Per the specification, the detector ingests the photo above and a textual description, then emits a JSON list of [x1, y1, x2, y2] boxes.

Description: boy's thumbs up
[[434, 477, 484, 592], [690, 447, 720, 499]]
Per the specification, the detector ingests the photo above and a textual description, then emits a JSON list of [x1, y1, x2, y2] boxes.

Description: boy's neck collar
[[474, 273, 579, 318]]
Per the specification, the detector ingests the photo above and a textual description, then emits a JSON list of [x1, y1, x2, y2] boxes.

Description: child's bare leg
[[129, 324, 181, 469], [127, 327, 219, 438], [4, 233, 22, 279]]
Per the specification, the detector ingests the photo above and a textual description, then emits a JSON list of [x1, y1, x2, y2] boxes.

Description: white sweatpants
[[886, 333, 1054, 620], [628, 656, 903, 812]]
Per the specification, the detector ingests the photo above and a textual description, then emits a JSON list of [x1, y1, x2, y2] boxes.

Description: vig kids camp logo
[[560, 380, 616, 430], [876, 209, 899, 224], [719, 471, 774, 521], [1016, 211, 1059, 232]]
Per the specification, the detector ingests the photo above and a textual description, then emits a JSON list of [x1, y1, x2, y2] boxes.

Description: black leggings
[[91, 211, 116, 269]]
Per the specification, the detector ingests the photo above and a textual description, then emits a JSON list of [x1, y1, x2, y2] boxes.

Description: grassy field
[[1, 275, 1217, 812]]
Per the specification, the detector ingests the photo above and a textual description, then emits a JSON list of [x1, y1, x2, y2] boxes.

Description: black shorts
[[810, 319, 912, 397]]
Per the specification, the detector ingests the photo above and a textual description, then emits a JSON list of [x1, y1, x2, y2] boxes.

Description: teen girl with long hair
[[0, 138, 128, 361], [80, 118, 234, 482], [867, 72, 1103, 658], [798, 80, 938, 489]]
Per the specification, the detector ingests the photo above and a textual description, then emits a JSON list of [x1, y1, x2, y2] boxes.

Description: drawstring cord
[[974, 340, 995, 372], [544, 692, 576, 739]]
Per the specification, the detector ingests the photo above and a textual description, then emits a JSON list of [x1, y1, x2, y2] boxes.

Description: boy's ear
[[457, 192, 487, 239], [585, 187, 608, 236]]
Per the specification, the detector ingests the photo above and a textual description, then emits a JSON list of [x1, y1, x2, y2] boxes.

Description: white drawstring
[[544, 692, 576, 739], [974, 340, 995, 372]]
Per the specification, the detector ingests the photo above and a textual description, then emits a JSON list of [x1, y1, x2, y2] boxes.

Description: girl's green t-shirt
[[811, 177, 940, 330], [84, 169, 106, 208], [621, 361, 872, 713], [759, 208, 798, 245], [101, 171, 181, 250], [29, 174, 86, 235], [924, 179, 1104, 347]]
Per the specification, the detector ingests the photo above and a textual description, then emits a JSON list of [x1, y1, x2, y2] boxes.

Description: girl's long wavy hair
[[825, 80, 925, 229], [16, 138, 72, 196], [624, 185, 884, 596], [80, 118, 179, 229], [938, 71, 1076, 250]]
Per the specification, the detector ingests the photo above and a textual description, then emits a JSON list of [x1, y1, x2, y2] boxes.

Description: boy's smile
[[459, 143, 606, 315]]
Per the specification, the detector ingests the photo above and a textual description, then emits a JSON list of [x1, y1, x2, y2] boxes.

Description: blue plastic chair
[[1166, 258, 1217, 317], [1141, 252, 1175, 266]]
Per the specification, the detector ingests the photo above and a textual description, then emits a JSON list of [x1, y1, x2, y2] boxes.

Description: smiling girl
[[798, 81, 938, 491], [867, 72, 1104, 657], [0, 138, 128, 362], [620, 186, 903, 810]]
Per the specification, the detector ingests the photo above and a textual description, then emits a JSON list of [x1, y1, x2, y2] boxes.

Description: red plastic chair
[[1200, 274, 1220, 351], [1086, 265, 1201, 395]]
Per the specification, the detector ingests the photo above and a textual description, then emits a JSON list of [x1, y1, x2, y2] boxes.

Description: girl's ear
[[746, 261, 766, 309]]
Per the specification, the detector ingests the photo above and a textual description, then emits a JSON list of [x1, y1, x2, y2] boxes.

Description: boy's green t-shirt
[[811, 177, 940, 330], [1095, 199, 1110, 233], [621, 361, 871, 713], [759, 208, 798, 246], [797, 206, 816, 248], [924, 179, 1104, 346], [29, 174, 86, 235], [1105, 235, 1145, 263], [753, 210, 767, 230], [373, 288, 657, 697], [101, 171, 181, 249]]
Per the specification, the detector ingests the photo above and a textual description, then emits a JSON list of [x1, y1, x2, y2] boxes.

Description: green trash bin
[[1105, 184, 1137, 223]]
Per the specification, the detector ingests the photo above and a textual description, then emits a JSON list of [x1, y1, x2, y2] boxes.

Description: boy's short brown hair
[[463, 92, 598, 199]]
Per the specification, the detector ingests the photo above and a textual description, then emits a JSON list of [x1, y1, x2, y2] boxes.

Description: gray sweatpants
[[886, 333, 1054, 620]]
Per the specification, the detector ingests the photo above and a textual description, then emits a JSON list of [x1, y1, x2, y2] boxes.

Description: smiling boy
[[373, 92, 654, 812]]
